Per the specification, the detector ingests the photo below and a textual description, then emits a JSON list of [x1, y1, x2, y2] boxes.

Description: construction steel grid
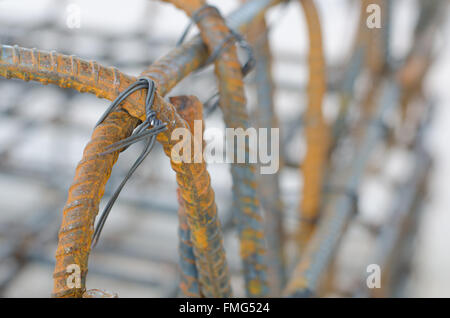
[[0, 0, 446, 297]]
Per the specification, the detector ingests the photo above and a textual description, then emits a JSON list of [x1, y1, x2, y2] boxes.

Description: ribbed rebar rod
[[53, 109, 139, 297], [397, 0, 443, 122], [161, 0, 269, 297], [0, 0, 283, 297], [0, 45, 232, 297], [0, 0, 283, 120], [173, 96, 207, 298], [167, 95, 231, 297], [296, 0, 329, 251], [245, 5, 285, 295], [177, 191, 201, 297], [52, 86, 231, 296]]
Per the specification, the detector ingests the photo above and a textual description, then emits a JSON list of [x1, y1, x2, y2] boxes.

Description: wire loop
[[177, 4, 255, 77], [92, 77, 167, 247]]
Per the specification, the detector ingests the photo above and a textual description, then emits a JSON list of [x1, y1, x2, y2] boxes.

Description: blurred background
[[0, 0, 448, 297]]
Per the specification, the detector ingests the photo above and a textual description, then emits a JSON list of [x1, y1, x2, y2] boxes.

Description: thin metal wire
[[203, 1, 291, 117], [177, 4, 256, 117], [178, 5, 255, 75], [92, 77, 167, 247]]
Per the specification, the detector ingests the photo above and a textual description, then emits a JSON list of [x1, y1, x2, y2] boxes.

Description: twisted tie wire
[[92, 77, 167, 247]]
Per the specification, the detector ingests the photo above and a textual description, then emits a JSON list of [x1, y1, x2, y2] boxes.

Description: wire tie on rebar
[[177, 4, 255, 77], [92, 77, 167, 247], [202, 27, 255, 115], [176, 4, 219, 47], [176, 5, 256, 117]]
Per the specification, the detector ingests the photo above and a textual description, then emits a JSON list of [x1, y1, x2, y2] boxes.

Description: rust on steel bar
[[0, 45, 232, 296], [296, 0, 329, 251], [284, 3, 443, 296], [52, 82, 231, 295], [284, 78, 400, 297], [0, 0, 283, 121], [53, 110, 139, 297], [0, 0, 284, 296], [245, 1, 285, 294], [176, 190, 201, 297], [167, 95, 230, 297], [172, 95, 207, 298], [160, 0, 269, 296]]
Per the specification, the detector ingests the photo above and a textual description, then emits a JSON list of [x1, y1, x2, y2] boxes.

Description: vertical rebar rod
[[297, 0, 329, 251], [172, 95, 207, 298], [161, 0, 269, 297], [245, 6, 286, 295]]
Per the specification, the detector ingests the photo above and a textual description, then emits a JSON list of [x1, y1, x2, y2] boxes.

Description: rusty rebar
[[173, 96, 204, 298], [53, 109, 139, 297], [0, 45, 229, 297], [166, 95, 231, 297], [0, 0, 283, 295], [245, 4, 286, 295], [52, 84, 231, 296], [161, 0, 269, 297], [172, 95, 211, 298], [176, 188, 201, 298], [296, 0, 329, 252]]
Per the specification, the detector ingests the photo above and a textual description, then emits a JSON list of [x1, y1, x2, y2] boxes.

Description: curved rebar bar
[[53, 109, 139, 297], [163, 95, 231, 297], [297, 0, 328, 251], [0, 0, 442, 298], [161, 0, 269, 297], [0, 0, 284, 120], [172, 97, 205, 297], [172, 95, 227, 298], [0, 44, 233, 297], [0, 0, 282, 296]]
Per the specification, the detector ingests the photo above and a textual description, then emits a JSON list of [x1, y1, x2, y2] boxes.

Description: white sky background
[[0, 0, 449, 297]]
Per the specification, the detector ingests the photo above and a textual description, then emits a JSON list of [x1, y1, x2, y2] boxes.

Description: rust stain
[[297, 0, 329, 251], [161, 0, 269, 297]]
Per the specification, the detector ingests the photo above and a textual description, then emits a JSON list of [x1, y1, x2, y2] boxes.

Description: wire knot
[[92, 77, 167, 247]]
